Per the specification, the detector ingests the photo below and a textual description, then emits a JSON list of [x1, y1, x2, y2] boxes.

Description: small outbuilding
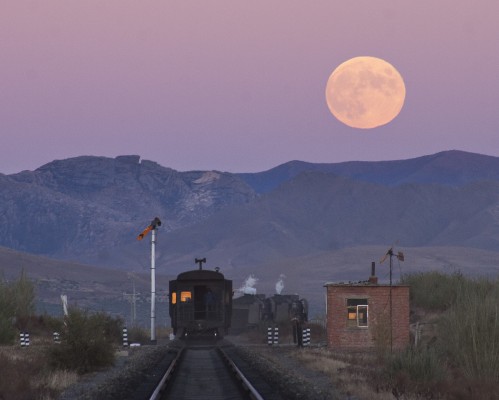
[[324, 262, 409, 350]]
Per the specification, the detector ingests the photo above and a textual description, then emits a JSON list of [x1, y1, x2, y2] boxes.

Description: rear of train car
[[169, 269, 232, 339]]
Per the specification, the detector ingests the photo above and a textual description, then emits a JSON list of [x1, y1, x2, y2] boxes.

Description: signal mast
[[137, 217, 162, 342]]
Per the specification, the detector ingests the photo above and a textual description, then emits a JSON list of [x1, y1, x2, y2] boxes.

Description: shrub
[[91, 312, 124, 344], [393, 272, 499, 397], [12, 269, 35, 330], [387, 346, 445, 383], [128, 325, 149, 343], [0, 278, 16, 344], [48, 308, 121, 373], [371, 311, 391, 360], [0, 316, 16, 345], [438, 277, 499, 382], [0, 350, 53, 400], [401, 271, 466, 311], [384, 346, 445, 397], [36, 313, 65, 335], [0, 270, 35, 343]]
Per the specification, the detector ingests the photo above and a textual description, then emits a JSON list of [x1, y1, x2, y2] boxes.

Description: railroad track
[[149, 342, 282, 400]]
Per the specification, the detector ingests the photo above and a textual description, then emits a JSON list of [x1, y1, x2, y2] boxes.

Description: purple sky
[[1, 1, 498, 174]]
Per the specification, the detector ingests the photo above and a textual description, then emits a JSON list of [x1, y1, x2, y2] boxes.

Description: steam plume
[[238, 275, 258, 295], [275, 274, 286, 294]]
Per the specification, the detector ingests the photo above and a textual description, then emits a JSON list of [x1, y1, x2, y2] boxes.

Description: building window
[[347, 298, 368, 327]]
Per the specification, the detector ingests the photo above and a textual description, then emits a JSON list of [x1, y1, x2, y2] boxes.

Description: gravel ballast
[[57, 340, 346, 400]]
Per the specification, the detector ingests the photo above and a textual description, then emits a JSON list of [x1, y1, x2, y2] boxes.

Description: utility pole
[[137, 217, 162, 343], [123, 275, 140, 326]]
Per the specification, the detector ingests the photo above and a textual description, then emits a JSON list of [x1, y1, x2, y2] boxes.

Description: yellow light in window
[[180, 291, 192, 302], [348, 312, 357, 320], [172, 292, 177, 304]]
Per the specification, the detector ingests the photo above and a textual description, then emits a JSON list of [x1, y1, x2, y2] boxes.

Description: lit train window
[[180, 291, 192, 302], [172, 292, 177, 304]]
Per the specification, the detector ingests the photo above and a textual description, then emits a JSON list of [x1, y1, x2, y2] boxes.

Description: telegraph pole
[[123, 276, 139, 326]]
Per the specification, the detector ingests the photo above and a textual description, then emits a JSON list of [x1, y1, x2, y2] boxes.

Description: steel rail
[[148, 346, 184, 400], [218, 347, 265, 400]]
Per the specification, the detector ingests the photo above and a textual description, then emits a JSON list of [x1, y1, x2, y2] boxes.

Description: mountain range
[[1, 150, 498, 317]]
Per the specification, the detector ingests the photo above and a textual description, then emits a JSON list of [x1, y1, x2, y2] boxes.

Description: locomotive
[[231, 293, 308, 333], [169, 259, 232, 339]]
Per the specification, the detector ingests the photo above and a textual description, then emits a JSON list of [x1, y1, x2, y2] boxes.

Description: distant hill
[[0, 155, 255, 266], [0, 151, 498, 274], [0, 245, 172, 326], [237, 150, 499, 193], [158, 171, 499, 272], [232, 245, 499, 316], [1, 244, 497, 321]]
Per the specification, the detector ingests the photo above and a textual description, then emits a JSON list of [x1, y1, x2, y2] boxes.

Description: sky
[[1, 1, 499, 174]]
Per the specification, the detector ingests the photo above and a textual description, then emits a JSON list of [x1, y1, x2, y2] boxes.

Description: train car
[[169, 266, 232, 339]]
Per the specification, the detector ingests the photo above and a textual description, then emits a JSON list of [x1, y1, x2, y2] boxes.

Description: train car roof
[[175, 269, 227, 281]]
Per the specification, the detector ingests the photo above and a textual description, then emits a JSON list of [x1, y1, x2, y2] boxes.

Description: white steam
[[238, 275, 258, 295], [275, 274, 286, 294]]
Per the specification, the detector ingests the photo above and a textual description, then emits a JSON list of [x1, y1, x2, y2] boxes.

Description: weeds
[[0, 348, 79, 400], [48, 308, 122, 373], [383, 346, 445, 398], [0, 270, 35, 344], [127, 325, 149, 343], [41, 370, 79, 392], [401, 271, 465, 311], [437, 277, 499, 382]]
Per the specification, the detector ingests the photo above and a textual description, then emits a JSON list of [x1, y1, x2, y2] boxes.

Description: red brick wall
[[325, 285, 409, 349]]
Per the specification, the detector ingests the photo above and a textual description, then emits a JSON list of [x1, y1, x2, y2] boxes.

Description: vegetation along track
[[151, 341, 283, 400]]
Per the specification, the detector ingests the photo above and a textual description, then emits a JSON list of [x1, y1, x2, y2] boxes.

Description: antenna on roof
[[195, 258, 206, 270]]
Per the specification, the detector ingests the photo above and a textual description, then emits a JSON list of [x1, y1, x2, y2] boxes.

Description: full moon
[[325, 56, 406, 129]]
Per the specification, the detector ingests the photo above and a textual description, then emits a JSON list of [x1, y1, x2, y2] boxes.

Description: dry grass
[[39, 370, 80, 392], [287, 340, 499, 400], [291, 347, 462, 400], [0, 345, 80, 400], [292, 348, 396, 400]]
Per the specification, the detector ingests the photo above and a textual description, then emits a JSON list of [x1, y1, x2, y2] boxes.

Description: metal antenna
[[388, 248, 393, 353], [380, 245, 404, 353], [195, 258, 206, 270]]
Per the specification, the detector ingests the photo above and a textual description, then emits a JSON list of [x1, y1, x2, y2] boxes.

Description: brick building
[[324, 265, 410, 350]]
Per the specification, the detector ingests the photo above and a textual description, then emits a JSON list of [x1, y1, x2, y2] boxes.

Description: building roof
[[324, 281, 409, 287]]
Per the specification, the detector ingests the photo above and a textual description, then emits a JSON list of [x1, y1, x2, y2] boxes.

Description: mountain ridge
[[1, 150, 499, 318], [0, 150, 498, 272], [236, 150, 499, 193]]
